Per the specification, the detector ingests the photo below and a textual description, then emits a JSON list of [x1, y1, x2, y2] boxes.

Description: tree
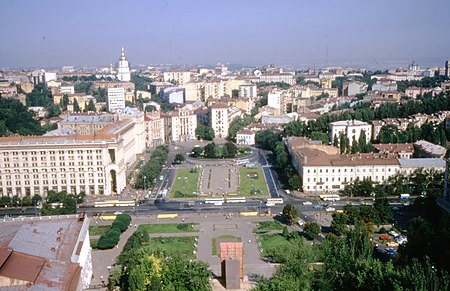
[[222, 141, 238, 158], [204, 142, 217, 158], [311, 131, 329, 144], [191, 146, 203, 158], [255, 130, 280, 151], [303, 222, 321, 239], [86, 99, 96, 112], [274, 142, 288, 169], [195, 123, 215, 141], [281, 203, 298, 224], [174, 153, 185, 163], [73, 99, 81, 112], [61, 94, 69, 111]]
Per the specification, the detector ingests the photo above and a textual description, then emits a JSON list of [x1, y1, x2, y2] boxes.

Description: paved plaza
[[90, 212, 277, 289], [199, 162, 240, 196]]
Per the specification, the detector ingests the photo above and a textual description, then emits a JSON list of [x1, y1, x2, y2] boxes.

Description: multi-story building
[[162, 87, 185, 104], [149, 81, 173, 95], [163, 70, 192, 85], [239, 83, 257, 99], [236, 129, 256, 145], [344, 81, 368, 96], [58, 114, 116, 135], [107, 87, 125, 112], [259, 73, 295, 85], [117, 48, 131, 82], [0, 118, 144, 197], [209, 103, 229, 138], [60, 84, 75, 95], [267, 91, 282, 109], [161, 105, 197, 143], [145, 111, 165, 148], [0, 214, 92, 290], [329, 120, 372, 145]]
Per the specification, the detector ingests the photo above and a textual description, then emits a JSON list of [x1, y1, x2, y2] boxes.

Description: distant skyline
[[1, 0, 449, 70]]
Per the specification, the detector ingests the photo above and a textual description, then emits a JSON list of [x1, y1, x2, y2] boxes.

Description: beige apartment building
[[209, 103, 230, 138], [0, 118, 146, 198], [161, 105, 197, 143], [163, 70, 192, 85], [145, 111, 165, 148], [58, 114, 117, 135]]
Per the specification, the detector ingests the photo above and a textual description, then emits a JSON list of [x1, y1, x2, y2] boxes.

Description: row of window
[[1, 173, 103, 179], [1, 150, 102, 156], [0, 179, 104, 186], [307, 175, 386, 183], [307, 167, 395, 174]]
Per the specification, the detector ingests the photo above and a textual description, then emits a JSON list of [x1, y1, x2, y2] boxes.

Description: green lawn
[[143, 236, 197, 259], [252, 221, 284, 233], [171, 168, 200, 198], [212, 235, 242, 256], [139, 223, 199, 234], [238, 167, 269, 197], [89, 225, 111, 236], [257, 233, 291, 257]]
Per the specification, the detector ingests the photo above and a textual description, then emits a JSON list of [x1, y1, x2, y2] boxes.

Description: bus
[[226, 197, 246, 203], [266, 198, 284, 205], [205, 198, 225, 204], [115, 201, 135, 207], [94, 201, 116, 207], [236, 159, 250, 165], [319, 194, 341, 202]]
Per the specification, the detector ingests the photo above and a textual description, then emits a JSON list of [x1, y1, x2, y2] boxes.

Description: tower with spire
[[117, 47, 131, 82]]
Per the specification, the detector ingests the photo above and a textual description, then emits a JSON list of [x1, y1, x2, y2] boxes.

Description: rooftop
[[398, 158, 445, 168]]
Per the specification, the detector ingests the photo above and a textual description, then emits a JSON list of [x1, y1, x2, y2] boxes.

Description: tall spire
[[120, 47, 126, 61]]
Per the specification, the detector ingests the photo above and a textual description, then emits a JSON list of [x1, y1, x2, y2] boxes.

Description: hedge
[[96, 213, 132, 250]]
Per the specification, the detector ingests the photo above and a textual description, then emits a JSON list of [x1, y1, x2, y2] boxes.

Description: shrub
[[176, 224, 190, 231], [97, 227, 121, 249], [112, 219, 129, 232]]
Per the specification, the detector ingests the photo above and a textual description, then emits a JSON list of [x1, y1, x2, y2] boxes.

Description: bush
[[112, 219, 129, 232], [97, 227, 121, 249], [176, 224, 190, 231]]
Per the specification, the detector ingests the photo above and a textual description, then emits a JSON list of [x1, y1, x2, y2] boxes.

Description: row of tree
[[281, 91, 450, 144], [377, 122, 447, 146], [191, 141, 240, 159], [195, 123, 215, 141], [255, 129, 302, 190], [135, 145, 169, 189], [343, 168, 444, 198], [0, 96, 46, 136], [97, 214, 131, 249]]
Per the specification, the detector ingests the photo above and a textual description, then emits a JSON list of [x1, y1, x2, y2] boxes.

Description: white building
[[236, 129, 256, 145], [162, 87, 185, 104], [107, 87, 125, 112], [60, 85, 75, 95], [117, 48, 131, 82], [44, 72, 57, 85], [267, 91, 282, 109], [239, 83, 257, 99], [346, 81, 368, 96], [329, 120, 372, 146], [163, 70, 192, 85], [209, 103, 229, 138]]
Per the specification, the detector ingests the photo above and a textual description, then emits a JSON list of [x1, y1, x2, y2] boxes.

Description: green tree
[[191, 146, 203, 158], [255, 129, 280, 151], [222, 141, 238, 158], [274, 142, 288, 169], [73, 99, 81, 112], [281, 203, 298, 224], [174, 153, 185, 163], [86, 99, 96, 112], [303, 222, 321, 239], [204, 142, 217, 158], [61, 94, 69, 111], [195, 123, 215, 141], [311, 131, 329, 144]]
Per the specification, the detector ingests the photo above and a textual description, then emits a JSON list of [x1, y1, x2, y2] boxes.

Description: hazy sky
[[1, 0, 449, 69]]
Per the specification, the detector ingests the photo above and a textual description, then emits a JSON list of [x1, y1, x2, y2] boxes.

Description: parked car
[[325, 207, 336, 212], [313, 205, 323, 209], [302, 201, 312, 205], [386, 241, 399, 247]]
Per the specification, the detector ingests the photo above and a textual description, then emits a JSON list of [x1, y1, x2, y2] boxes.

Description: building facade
[[209, 103, 229, 138], [107, 87, 125, 112], [162, 106, 197, 143], [329, 120, 372, 146]]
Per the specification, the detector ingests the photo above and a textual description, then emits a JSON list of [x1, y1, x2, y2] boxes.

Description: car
[[159, 175, 164, 181], [379, 234, 390, 240], [386, 241, 399, 247], [403, 201, 411, 206], [392, 206, 400, 211], [302, 201, 312, 205], [325, 207, 336, 212], [313, 205, 323, 209]]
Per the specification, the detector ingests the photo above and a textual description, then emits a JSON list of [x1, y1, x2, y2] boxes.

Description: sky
[[1, 0, 449, 69]]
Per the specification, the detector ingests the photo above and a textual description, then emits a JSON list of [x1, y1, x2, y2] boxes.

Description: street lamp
[[143, 176, 147, 198]]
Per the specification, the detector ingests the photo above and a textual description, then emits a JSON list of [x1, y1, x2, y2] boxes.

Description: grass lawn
[[139, 223, 199, 234], [238, 167, 269, 197], [252, 221, 284, 233], [212, 235, 242, 256], [171, 168, 200, 198], [257, 233, 291, 257], [89, 225, 111, 236], [143, 236, 197, 259]]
